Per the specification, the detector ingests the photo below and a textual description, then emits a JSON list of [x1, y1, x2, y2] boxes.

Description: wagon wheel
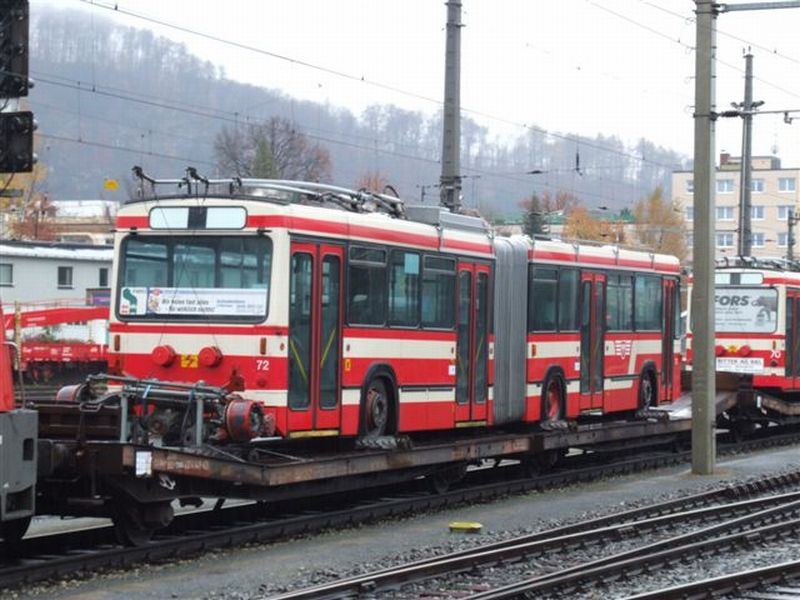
[[362, 378, 389, 438], [113, 506, 156, 547], [0, 516, 31, 545], [113, 500, 172, 547]]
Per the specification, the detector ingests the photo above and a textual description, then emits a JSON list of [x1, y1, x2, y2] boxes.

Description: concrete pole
[[691, 0, 717, 475], [738, 52, 754, 257], [439, 0, 462, 212]]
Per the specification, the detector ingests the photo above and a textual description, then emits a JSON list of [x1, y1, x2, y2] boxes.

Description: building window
[[687, 234, 694, 247], [685, 207, 694, 221], [716, 233, 734, 248], [0, 263, 12, 286], [717, 179, 735, 193], [780, 177, 796, 192], [751, 178, 764, 193], [716, 206, 734, 220], [752, 232, 765, 247], [686, 180, 694, 193], [751, 206, 764, 220], [99, 267, 109, 287], [779, 232, 788, 247], [57, 266, 73, 289], [779, 205, 795, 220]]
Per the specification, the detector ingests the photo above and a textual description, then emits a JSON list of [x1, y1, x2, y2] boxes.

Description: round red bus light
[[151, 345, 176, 367], [737, 345, 752, 357], [199, 346, 223, 368], [715, 345, 726, 357]]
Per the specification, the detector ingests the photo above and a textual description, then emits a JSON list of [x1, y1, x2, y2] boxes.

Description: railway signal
[[0, 110, 35, 172], [0, 0, 30, 97]]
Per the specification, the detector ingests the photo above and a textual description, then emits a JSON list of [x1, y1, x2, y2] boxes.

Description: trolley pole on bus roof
[[691, 0, 717, 475], [439, 0, 462, 213]]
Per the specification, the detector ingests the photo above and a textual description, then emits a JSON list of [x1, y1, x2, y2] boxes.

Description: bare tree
[[213, 117, 332, 181]]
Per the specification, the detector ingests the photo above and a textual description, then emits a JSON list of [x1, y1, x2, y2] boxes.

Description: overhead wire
[[78, 0, 685, 173]]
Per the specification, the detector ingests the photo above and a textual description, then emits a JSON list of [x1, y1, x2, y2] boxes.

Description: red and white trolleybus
[[687, 258, 800, 395], [107, 169, 681, 441]]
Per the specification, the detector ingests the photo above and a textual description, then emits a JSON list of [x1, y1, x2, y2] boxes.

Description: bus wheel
[[0, 516, 31, 544], [638, 370, 657, 410], [541, 372, 565, 423], [362, 378, 389, 438]]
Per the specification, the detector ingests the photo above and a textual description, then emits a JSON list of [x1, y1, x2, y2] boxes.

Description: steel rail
[[622, 559, 800, 599], [467, 497, 800, 599]]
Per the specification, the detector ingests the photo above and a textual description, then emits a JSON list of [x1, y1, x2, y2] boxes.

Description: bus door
[[287, 241, 344, 435], [661, 279, 678, 401], [579, 272, 606, 410], [455, 262, 490, 424], [786, 289, 800, 388]]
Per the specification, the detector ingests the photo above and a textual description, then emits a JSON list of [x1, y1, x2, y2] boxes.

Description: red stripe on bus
[[441, 238, 494, 254]]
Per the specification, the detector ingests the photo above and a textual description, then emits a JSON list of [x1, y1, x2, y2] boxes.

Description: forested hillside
[[28, 8, 689, 215]]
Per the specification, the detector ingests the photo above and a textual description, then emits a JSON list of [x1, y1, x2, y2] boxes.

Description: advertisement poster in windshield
[[120, 287, 266, 317], [715, 287, 777, 333]]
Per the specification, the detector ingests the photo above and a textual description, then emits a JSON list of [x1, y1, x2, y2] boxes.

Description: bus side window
[[529, 268, 558, 332], [347, 246, 387, 326], [421, 256, 456, 329]]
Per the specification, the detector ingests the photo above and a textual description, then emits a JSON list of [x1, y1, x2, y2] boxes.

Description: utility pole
[[439, 0, 462, 212], [691, 0, 717, 475], [737, 52, 755, 257]]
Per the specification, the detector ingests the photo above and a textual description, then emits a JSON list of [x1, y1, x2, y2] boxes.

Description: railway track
[[264, 474, 800, 599], [3, 427, 800, 593], [623, 560, 800, 599]]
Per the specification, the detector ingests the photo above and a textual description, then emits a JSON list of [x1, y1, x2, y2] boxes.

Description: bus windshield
[[715, 286, 777, 333], [117, 235, 273, 322]]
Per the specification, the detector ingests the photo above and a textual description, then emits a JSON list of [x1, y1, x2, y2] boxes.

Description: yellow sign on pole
[[103, 178, 119, 191]]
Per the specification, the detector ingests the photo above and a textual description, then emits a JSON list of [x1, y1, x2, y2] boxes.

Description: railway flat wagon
[[9, 169, 685, 544]]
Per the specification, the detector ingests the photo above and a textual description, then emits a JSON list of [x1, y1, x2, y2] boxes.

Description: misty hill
[[28, 8, 689, 216]]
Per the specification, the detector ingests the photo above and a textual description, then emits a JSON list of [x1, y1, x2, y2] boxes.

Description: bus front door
[[661, 278, 678, 402], [287, 241, 344, 436]]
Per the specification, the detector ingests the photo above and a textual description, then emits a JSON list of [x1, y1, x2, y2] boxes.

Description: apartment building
[[672, 154, 800, 261]]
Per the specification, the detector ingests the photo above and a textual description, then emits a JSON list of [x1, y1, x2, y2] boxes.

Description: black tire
[[0, 516, 31, 544], [639, 369, 657, 410], [361, 378, 390, 438], [541, 371, 565, 422]]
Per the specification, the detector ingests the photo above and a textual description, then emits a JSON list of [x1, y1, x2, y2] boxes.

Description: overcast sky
[[41, 1, 800, 170]]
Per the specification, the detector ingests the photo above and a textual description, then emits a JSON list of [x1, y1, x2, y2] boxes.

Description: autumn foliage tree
[[563, 206, 605, 241], [214, 117, 332, 181], [632, 186, 688, 261]]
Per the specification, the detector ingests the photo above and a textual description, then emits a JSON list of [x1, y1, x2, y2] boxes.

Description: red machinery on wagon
[[2, 302, 109, 382]]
